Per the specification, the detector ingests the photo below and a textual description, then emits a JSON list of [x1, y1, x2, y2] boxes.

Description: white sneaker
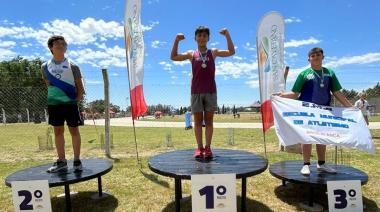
[[317, 163, 337, 174], [300, 165, 310, 175]]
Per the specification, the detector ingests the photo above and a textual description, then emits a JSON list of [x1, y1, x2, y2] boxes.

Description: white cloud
[[216, 60, 258, 79], [0, 18, 158, 48], [0, 17, 161, 68], [0, 48, 17, 61], [285, 52, 380, 84], [233, 56, 243, 60], [141, 21, 159, 31], [243, 42, 255, 51], [245, 79, 260, 88], [151, 40, 166, 49], [325, 53, 380, 68], [210, 42, 219, 46], [85, 79, 103, 85], [0, 40, 16, 48], [173, 61, 190, 66], [159, 61, 172, 71], [20, 42, 32, 48], [286, 52, 298, 58], [68, 45, 126, 68], [148, 0, 160, 4], [41, 18, 124, 45], [285, 37, 321, 48], [284, 17, 302, 24]]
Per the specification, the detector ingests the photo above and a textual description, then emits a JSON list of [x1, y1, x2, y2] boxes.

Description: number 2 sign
[[191, 174, 236, 212], [11, 180, 52, 212], [327, 180, 363, 212]]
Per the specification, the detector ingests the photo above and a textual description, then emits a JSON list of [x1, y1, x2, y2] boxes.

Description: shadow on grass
[[51, 191, 118, 212], [273, 182, 379, 211], [161, 196, 272, 212], [274, 183, 328, 210], [140, 169, 170, 188]]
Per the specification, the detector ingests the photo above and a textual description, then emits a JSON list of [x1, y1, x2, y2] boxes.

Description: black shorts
[[48, 104, 82, 127]]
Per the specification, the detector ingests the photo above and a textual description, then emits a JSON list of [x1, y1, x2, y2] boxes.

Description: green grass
[[369, 115, 380, 122], [0, 124, 379, 211]]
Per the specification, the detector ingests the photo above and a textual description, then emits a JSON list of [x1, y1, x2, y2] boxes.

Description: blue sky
[[1, 0, 380, 109]]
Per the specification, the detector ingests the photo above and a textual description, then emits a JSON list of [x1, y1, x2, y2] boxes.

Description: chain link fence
[[0, 67, 379, 164]]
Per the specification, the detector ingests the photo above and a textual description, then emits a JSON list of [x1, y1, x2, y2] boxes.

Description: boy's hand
[[175, 33, 185, 42], [219, 28, 229, 36]]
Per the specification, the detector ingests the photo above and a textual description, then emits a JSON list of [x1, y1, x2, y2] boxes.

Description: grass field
[[0, 124, 379, 211], [139, 112, 380, 123]]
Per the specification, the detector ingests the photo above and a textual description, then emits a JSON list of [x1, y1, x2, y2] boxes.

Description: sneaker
[[317, 163, 337, 174], [73, 160, 83, 172], [194, 148, 204, 158], [47, 160, 68, 173], [300, 165, 310, 175], [204, 147, 213, 158]]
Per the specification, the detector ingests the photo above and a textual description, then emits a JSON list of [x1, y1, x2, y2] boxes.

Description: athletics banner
[[257, 12, 285, 133], [124, 0, 147, 119], [272, 96, 375, 154]]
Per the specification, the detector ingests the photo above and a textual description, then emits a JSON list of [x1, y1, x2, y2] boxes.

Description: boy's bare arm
[[43, 79, 49, 87], [273, 91, 299, 99], [170, 33, 192, 61], [213, 28, 235, 57], [333, 91, 353, 107], [75, 79, 85, 101]]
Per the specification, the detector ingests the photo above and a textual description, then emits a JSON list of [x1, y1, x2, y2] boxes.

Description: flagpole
[[262, 127, 268, 158], [256, 35, 268, 158], [124, 26, 142, 169]]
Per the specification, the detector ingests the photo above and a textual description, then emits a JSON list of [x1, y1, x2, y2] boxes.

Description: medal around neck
[[311, 67, 325, 89], [199, 50, 207, 69]]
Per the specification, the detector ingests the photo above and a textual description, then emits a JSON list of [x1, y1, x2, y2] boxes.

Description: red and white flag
[[124, 0, 147, 119], [256, 12, 285, 132]]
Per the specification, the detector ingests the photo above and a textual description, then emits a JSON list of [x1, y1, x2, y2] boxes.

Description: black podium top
[[269, 160, 368, 186], [148, 149, 268, 179], [5, 159, 113, 187]]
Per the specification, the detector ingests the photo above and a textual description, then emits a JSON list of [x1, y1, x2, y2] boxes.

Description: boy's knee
[[54, 127, 64, 136], [69, 127, 80, 136]]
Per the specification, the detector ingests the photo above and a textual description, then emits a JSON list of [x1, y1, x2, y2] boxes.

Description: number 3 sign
[[191, 174, 236, 212], [327, 180, 363, 212], [11, 180, 52, 212]]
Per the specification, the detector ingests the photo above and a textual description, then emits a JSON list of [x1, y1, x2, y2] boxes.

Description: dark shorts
[[48, 104, 82, 127], [191, 93, 217, 113]]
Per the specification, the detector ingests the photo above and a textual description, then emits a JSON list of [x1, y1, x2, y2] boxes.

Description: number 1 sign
[[11, 180, 52, 212], [191, 174, 236, 212]]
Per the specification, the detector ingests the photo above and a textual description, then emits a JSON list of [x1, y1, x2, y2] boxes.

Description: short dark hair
[[47, 35, 67, 48], [194, 26, 210, 37], [308, 47, 323, 57]]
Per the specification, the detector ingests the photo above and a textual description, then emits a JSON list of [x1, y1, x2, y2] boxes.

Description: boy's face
[[308, 51, 324, 66], [195, 32, 209, 47], [49, 40, 67, 55]]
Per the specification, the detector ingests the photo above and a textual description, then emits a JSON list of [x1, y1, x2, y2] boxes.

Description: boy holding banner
[[171, 26, 235, 158], [278, 47, 352, 175], [41, 35, 85, 173]]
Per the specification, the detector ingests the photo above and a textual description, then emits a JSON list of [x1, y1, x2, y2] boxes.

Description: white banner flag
[[124, 0, 147, 119], [272, 96, 375, 154], [256, 11, 285, 132]]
